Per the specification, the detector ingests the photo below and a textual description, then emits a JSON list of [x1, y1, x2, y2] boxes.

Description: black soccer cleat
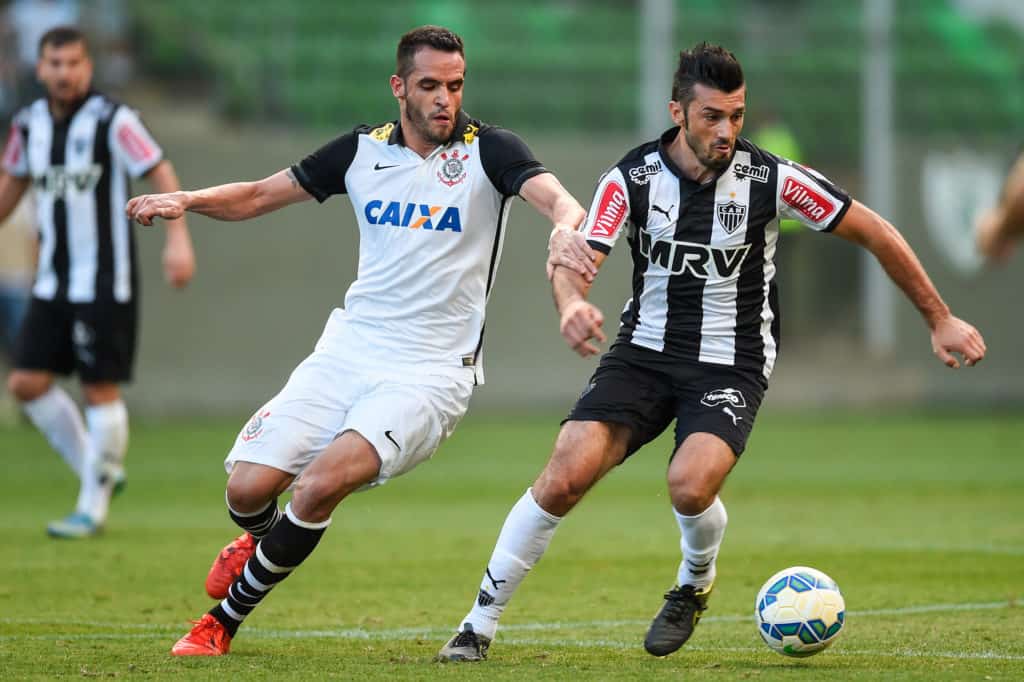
[[435, 622, 491, 662], [643, 583, 713, 657]]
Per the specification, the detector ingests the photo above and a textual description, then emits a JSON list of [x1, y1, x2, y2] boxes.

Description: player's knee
[[225, 474, 277, 514], [7, 372, 49, 402], [533, 463, 593, 515], [81, 383, 120, 406], [669, 482, 716, 516], [289, 479, 337, 524]]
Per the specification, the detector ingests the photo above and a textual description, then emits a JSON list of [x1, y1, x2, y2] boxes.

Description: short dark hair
[[38, 26, 88, 57], [396, 25, 464, 79], [671, 42, 744, 108]]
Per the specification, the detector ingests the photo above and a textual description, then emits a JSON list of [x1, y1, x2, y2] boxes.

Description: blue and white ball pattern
[[755, 566, 845, 657]]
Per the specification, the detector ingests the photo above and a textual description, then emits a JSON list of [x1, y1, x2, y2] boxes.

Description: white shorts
[[224, 348, 474, 486]]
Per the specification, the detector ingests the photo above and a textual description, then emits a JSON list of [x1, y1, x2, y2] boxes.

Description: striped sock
[[210, 502, 330, 636], [228, 495, 282, 539]]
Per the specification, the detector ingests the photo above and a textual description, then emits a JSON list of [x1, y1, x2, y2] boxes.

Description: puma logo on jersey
[[32, 165, 103, 196], [364, 200, 462, 232], [651, 203, 675, 222], [639, 230, 750, 279]]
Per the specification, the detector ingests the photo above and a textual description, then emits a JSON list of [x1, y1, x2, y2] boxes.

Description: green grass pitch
[[2, 411, 1022, 679]]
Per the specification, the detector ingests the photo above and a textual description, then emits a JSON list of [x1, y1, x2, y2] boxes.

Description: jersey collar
[[657, 126, 736, 187], [48, 89, 95, 124], [387, 110, 477, 148]]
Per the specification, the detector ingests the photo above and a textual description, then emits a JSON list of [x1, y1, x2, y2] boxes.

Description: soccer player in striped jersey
[[126, 25, 594, 657], [437, 42, 987, 662], [0, 27, 195, 539]]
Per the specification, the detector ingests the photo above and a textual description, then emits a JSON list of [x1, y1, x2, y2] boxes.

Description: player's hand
[[547, 226, 597, 282], [930, 315, 986, 369], [975, 208, 1016, 264], [560, 299, 606, 357], [126, 191, 188, 226], [162, 231, 195, 289]]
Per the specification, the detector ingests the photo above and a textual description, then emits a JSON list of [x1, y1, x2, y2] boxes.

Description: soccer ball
[[755, 566, 845, 657]]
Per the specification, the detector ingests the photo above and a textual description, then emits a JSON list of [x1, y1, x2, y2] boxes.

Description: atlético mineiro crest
[[716, 200, 747, 234], [438, 151, 469, 186], [242, 410, 271, 442]]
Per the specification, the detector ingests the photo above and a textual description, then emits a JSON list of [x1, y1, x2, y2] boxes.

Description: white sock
[[461, 488, 562, 641], [77, 401, 129, 523], [674, 496, 728, 590], [21, 386, 89, 478]]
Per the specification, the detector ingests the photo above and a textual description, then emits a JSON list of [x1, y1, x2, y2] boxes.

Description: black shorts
[[12, 296, 138, 383], [566, 343, 767, 459]]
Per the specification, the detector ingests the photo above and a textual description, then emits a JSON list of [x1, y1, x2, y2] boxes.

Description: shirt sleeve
[[580, 167, 630, 254], [774, 160, 852, 232], [2, 120, 29, 177], [109, 107, 164, 178], [478, 127, 548, 197], [290, 131, 359, 203]]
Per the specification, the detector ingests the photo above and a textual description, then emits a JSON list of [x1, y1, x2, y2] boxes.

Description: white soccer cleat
[[46, 512, 101, 539]]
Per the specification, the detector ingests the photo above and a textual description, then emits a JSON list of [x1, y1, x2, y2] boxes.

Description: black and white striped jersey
[[582, 129, 852, 381], [2, 92, 163, 304]]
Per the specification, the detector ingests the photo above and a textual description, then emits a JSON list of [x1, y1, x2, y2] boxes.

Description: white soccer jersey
[[2, 93, 163, 303], [290, 112, 548, 384]]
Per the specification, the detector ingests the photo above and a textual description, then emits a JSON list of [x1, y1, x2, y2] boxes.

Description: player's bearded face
[[680, 84, 746, 171], [37, 42, 93, 106], [397, 49, 465, 147]]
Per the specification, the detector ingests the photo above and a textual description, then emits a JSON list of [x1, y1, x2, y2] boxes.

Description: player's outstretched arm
[[126, 168, 312, 226], [518, 173, 597, 281], [551, 255, 607, 358], [0, 172, 30, 226], [976, 151, 1024, 264], [833, 200, 986, 369], [144, 160, 195, 288]]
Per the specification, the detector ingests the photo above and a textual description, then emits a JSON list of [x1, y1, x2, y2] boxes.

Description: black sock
[[210, 503, 330, 636], [228, 497, 282, 539]]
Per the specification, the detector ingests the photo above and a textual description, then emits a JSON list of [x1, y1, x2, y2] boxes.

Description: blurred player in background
[[437, 42, 987, 662], [0, 26, 195, 539], [127, 25, 593, 657], [976, 148, 1024, 264]]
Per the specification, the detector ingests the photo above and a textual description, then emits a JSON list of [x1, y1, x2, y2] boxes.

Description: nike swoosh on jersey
[[384, 430, 401, 451], [374, 163, 399, 171]]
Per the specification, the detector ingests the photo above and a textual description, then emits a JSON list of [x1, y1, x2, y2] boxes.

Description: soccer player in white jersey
[[0, 27, 195, 539], [126, 26, 594, 657], [436, 42, 987, 662]]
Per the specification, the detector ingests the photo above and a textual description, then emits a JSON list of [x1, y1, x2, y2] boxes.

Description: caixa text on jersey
[[638, 230, 750, 279], [364, 200, 462, 232]]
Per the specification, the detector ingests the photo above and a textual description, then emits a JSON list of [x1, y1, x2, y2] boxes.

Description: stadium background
[[1, 0, 1022, 415], [1, 2, 1022, 678]]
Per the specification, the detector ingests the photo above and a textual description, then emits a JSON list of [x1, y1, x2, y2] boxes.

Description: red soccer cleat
[[170, 614, 232, 656], [205, 532, 257, 599]]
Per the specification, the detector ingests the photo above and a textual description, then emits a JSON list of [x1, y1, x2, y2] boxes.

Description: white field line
[[0, 598, 1007, 634], [0, 599, 1018, 651], [0, 633, 1021, 662]]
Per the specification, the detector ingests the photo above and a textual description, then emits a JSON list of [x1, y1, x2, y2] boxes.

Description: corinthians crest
[[438, 151, 469, 187], [715, 200, 747, 234], [242, 410, 271, 442]]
